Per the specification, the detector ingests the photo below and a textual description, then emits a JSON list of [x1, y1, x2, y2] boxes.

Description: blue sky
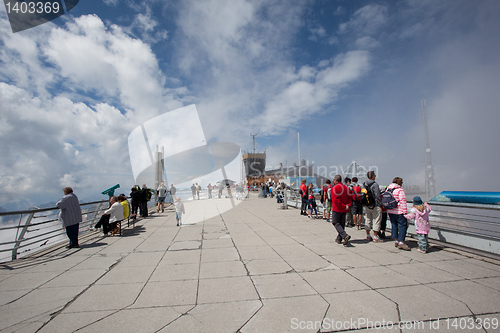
[[1, 0, 500, 210]]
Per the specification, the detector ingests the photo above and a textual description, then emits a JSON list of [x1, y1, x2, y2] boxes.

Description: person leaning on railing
[[56, 187, 82, 249]]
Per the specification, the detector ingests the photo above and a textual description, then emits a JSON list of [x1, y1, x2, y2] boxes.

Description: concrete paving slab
[[427, 280, 500, 314], [78, 306, 189, 333], [240, 295, 329, 333], [361, 251, 414, 266], [272, 244, 317, 258], [471, 276, 500, 292], [0, 271, 60, 291], [426, 258, 500, 279], [245, 258, 292, 276], [347, 266, 420, 289], [285, 255, 332, 272], [38, 310, 114, 333], [385, 262, 463, 284], [252, 272, 317, 299], [201, 238, 234, 249], [40, 268, 107, 288], [321, 289, 399, 331], [323, 253, 381, 269], [131, 280, 198, 307], [237, 245, 282, 261], [158, 301, 261, 333], [118, 251, 164, 267], [378, 284, 472, 322], [160, 249, 200, 265], [201, 247, 240, 262], [300, 269, 370, 294], [149, 263, 199, 281], [71, 253, 122, 270], [65, 282, 145, 311], [0, 285, 86, 330], [197, 276, 259, 303], [475, 314, 500, 333], [167, 240, 201, 251], [0, 289, 31, 305], [199, 260, 247, 279], [96, 265, 156, 285]]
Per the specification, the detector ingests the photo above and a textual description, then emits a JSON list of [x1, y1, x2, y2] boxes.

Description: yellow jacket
[[120, 200, 130, 219]]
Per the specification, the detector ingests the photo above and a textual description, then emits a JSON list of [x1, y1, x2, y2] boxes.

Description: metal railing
[[277, 189, 500, 254], [0, 199, 110, 262]]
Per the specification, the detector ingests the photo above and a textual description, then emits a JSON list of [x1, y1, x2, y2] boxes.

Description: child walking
[[174, 197, 185, 226], [404, 196, 432, 253]]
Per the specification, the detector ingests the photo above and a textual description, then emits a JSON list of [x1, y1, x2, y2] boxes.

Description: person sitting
[[93, 196, 124, 235]]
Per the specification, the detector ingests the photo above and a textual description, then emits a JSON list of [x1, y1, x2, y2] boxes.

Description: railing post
[[12, 212, 35, 261]]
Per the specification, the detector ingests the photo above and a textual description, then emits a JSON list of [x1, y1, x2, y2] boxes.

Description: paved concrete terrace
[[1, 196, 500, 333]]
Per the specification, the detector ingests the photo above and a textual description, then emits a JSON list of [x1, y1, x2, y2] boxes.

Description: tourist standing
[[345, 177, 354, 228], [56, 187, 82, 249], [196, 183, 201, 199], [207, 183, 212, 198], [362, 172, 382, 242], [139, 184, 151, 217], [130, 185, 141, 219], [379, 185, 388, 239], [191, 184, 196, 200], [331, 175, 352, 245], [299, 179, 308, 215], [387, 177, 409, 250], [156, 182, 167, 213], [324, 179, 333, 221], [169, 184, 176, 203]]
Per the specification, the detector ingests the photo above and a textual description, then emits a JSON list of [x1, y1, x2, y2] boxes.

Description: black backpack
[[381, 188, 399, 209], [360, 183, 375, 208]]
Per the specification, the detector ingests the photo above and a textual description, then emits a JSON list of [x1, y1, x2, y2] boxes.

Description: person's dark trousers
[[380, 212, 388, 236], [140, 201, 148, 217], [131, 200, 139, 216], [95, 214, 111, 234], [388, 213, 408, 242], [331, 211, 348, 242], [65, 223, 79, 247], [300, 196, 307, 213]]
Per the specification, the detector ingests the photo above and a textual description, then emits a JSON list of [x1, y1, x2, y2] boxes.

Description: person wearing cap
[[405, 196, 432, 253]]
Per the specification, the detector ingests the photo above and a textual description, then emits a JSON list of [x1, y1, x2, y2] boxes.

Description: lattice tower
[[422, 100, 436, 199]]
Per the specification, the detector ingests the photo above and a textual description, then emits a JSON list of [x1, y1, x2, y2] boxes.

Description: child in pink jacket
[[405, 196, 432, 253]]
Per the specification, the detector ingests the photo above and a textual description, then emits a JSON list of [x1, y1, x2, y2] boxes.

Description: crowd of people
[[294, 171, 432, 252], [56, 172, 431, 254]]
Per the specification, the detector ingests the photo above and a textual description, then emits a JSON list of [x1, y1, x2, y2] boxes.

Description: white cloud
[[254, 50, 371, 134], [338, 4, 388, 36], [0, 14, 190, 208]]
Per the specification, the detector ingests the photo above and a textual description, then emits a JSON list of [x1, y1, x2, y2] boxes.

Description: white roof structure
[[343, 161, 369, 183]]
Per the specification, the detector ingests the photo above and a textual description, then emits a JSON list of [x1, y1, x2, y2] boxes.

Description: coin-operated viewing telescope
[[101, 184, 120, 199]]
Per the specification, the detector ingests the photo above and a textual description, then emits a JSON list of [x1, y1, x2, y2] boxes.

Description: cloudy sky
[[1, 0, 499, 210]]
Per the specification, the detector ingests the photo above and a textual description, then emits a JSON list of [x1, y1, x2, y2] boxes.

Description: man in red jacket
[[331, 175, 352, 245]]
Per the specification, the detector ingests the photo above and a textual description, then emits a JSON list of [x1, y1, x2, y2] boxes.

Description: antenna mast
[[422, 99, 436, 199], [250, 133, 257, 153]]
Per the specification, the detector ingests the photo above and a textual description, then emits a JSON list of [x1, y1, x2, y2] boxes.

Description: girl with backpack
[[405, 196, 432, 253], [386, 177, 410, 250]]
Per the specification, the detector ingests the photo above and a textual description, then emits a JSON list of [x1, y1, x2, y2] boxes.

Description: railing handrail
[[0, 198, 110, 217]]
